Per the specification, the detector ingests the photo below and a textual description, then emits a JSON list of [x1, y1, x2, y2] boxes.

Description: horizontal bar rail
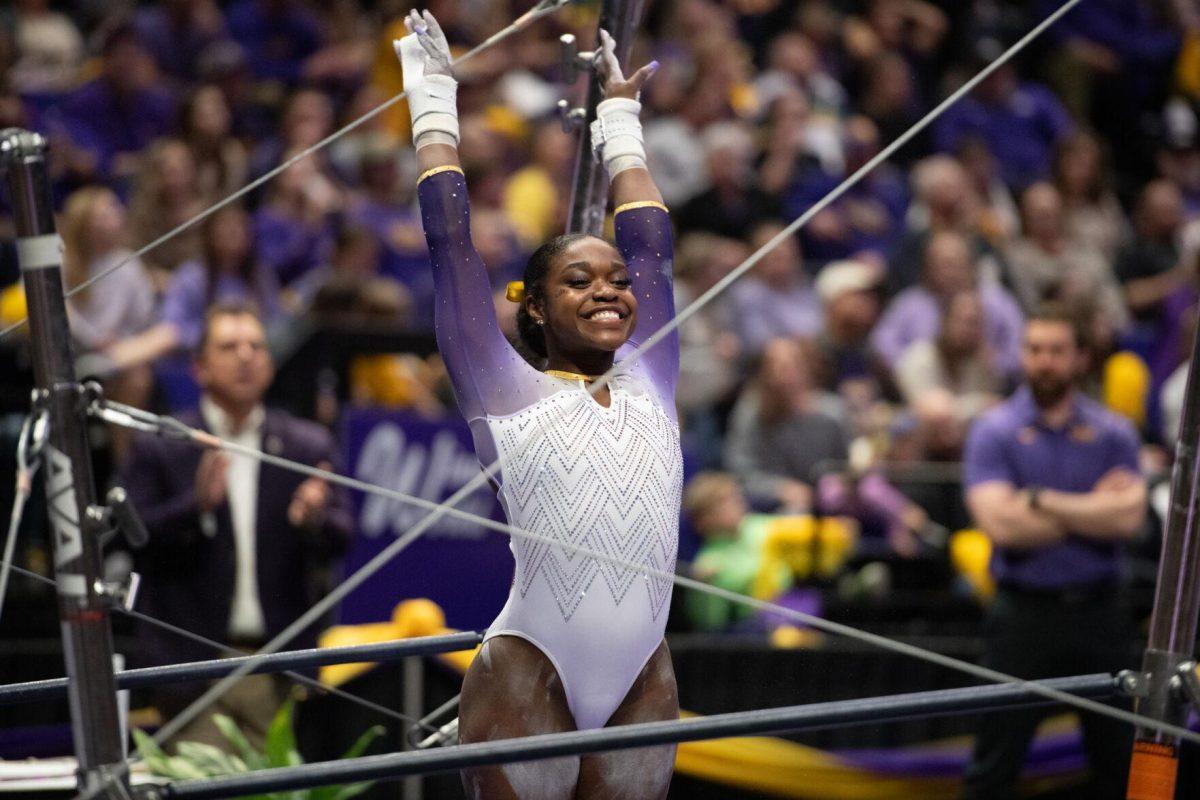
[[154, 673, 1122, 799], [0, 631, 483, 705]]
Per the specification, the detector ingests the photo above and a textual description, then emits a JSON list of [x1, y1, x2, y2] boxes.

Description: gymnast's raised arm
[[591, 31, 680, 401], [398, 11, 532, 423]]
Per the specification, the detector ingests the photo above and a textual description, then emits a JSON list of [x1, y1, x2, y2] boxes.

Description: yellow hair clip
[[506, 281, 525, 303]]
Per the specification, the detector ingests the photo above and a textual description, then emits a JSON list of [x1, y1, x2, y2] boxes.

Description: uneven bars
[[156, 673, 1123, 799]]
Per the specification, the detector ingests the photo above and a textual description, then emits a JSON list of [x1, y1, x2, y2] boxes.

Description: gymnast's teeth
[[588, 310, 622, 321]]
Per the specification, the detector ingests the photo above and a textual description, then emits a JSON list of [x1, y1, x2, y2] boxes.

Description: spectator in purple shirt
[[132, 0, 227, 83], [933, 62, 1072, 190], [726, 221, 823, 356], [783, 116, 909, 261], [226, 0, 323, 86], [806, 258, 901, 422], [105, 206, 282, 370], [1039, 0, 1182, 83], [872, 230, 1025, 378], [962, 305, 1146, 799], [247, 86, 335, 187], [345, 139, 434, 328], [166, 206, 283, 348], [47, 24, 177, 186], [1038, 0, 1181, 170], [253, 151, 339, 288]]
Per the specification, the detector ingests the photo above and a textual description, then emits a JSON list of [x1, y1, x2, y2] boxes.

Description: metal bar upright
[[402, 656, 424, 800], [1127, 318, 1200, 799], [564, 0, 644, 235], [0, 128, 127, 797]]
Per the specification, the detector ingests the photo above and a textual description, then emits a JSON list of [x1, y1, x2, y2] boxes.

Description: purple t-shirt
[[1037, 0, 1180, 65], [162, 260, 282, 349], [253, 207, 334, 287], [226, 0, 323, 84], [871, 284, 1025, 378], [934, 82, 1071, 189], [727, 278, 823, 355], [963, 386, 1141, 590], [48, 79, 176, 180], [783, 166, 910, 260], [347, 199, 436, 328]]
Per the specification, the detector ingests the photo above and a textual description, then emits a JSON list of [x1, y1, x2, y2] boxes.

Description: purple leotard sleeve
[[613, 202, 679, 416], [417, 167, 549, 426]]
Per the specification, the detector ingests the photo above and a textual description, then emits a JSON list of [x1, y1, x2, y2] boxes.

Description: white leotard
[[417, 166, 681, 729], [486, 379, 681, 729]]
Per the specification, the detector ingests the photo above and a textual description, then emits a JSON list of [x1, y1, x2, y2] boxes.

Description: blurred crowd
[[2, 0, 1200, 600]]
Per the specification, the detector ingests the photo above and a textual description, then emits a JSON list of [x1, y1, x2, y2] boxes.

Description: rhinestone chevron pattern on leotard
[[488, 382, 681, 622]]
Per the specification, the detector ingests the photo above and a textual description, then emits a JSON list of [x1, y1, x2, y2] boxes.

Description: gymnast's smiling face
[[532, 237, 638, 357]]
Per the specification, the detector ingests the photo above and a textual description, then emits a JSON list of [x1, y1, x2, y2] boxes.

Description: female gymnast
[[399, 11, 682, 799]]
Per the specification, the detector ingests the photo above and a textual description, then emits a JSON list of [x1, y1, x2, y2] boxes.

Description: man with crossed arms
[[961, 305, 1148, 799]]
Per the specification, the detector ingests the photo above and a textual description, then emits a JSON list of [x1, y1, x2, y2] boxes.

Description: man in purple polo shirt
[[961, 305, 1147, 799]]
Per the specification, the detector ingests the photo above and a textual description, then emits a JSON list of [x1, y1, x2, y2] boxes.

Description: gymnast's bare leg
[[458, 637, 578, 800], [575, 640, 677, 800], [459, 637, 677, 800]]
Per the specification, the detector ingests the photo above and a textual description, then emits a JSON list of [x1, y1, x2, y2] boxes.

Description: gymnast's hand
[[404, 9, 453, 77], [594, 28, 658, 101]]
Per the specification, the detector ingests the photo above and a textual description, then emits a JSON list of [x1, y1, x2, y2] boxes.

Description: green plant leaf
[[310, 725, 386, 800], [339, 725, 385, 761], [173, 742, 227, 773], [175, 742, 247, 777], [163, 755, 212, 780], [131, 729, 173, 777], [214, 714, 268, 770], [265, 699, 299, 769]]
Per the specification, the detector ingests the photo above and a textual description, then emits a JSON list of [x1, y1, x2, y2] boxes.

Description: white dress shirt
[[200, 396, 267, 641]]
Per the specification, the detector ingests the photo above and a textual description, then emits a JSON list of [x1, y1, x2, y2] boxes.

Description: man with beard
[[960, 305, 1147, 799]]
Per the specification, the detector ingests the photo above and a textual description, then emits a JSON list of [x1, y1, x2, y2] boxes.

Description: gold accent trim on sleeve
[[614, 200, 669, 215], [417, 164, 466, 184], [505, 281, 525, 303]]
